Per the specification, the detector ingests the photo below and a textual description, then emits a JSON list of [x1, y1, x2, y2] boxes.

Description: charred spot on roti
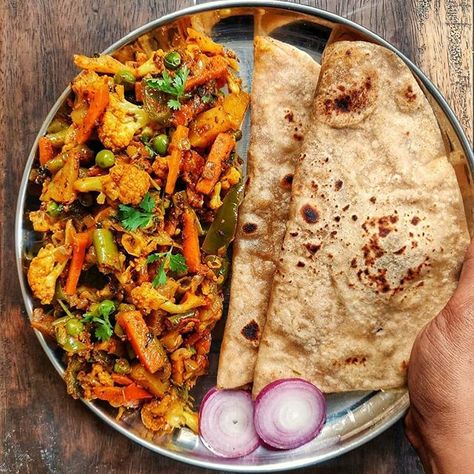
[[297, 261, 305, 267], [342, 204, 350, 211], [334, 216, 341, 222], [241, 320, 260, 342], [351, 258, 357, 268], [352, 215, 358, 221], [301, 204, 319, 224], [411, 216, 420, 225], [242, 223, 257, 234], [289, 231, 299, 237], [284, 110, 294, 122], [330, 230, 338, 238], [396, 82, 421, 112], [293, 132, 304, 141], [369, 196, 376, 203], [281, 173, 294, 189], [304, 243, 321, 255], [362, 235, 385, 266], [345, 356, 367, 365], [316, 70, 378, 128], [335, 180, 343, 191]]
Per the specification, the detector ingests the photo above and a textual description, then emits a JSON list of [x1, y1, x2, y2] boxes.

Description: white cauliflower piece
[[27, 244, 70, 304], [98, 90, 149, 151]]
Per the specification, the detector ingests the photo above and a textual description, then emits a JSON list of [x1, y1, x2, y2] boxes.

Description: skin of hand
[[405, 238, 474, 473]]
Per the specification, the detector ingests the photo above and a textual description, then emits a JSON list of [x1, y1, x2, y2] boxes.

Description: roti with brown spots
[[217, 37, 321, 389], [252, 41, 470, 395]]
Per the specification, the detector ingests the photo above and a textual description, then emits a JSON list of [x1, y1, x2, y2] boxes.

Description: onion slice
[[199, 387, 260, 458], [254, 378, 326, 450]]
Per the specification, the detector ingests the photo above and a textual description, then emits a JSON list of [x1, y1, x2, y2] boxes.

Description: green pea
[[151, 134, 169, 156], [65, 318, 84, 336], [164, 51, 181, 70], [95, 149, 115, 169], [46, 201, 62, 217], [113, 358, 131, 374], [114, 69, 136, 91]]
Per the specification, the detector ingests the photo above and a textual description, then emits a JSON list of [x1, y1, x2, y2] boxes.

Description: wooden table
[[1, 1, 472, 473]]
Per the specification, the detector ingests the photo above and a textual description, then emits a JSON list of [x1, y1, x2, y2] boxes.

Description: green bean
[[92, 228, 121, 271], [113, 358, 131, 374]]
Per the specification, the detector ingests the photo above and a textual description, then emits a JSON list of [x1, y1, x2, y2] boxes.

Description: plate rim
[[14, 1, 473, 471]]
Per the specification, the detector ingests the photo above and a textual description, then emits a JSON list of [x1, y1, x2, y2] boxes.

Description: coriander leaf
[[169, 253, 187, 273], [148, 248, 187, 287], [146, 66, 189, 109], [147, 252, 163, 264], [95, 318, 113, 341], [167, 98, 181, 111], [152, 262, 167, 287], [140, 193, 155, 213], [82, 300, 115, 342], [118, 203, 153, 231]]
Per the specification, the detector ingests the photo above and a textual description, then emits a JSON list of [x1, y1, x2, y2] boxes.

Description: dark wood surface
[[1, 1, 472, 473]]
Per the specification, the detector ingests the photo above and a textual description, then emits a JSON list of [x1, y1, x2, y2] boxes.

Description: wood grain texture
[[0, 1, 471, 473]]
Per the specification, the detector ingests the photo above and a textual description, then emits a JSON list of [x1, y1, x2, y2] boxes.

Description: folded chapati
[[252, 41, 470, 395], [217, 37, 321, 389]]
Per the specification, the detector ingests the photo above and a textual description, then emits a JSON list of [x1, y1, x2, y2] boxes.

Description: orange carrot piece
[[116, 311, 167, 374], [196, 133, 235, 195], [93, 383, 152, 404], [182, 209, 201, 273], [135, 81, 143, 102], [39, 137, 54, 166], [76, 81, 109, 144], [185, 56, 228, 92], [124, 383, 153, 401], [165, 125, 189, 195], [111, 374, 133, 386], [64, 232, 91, 295]]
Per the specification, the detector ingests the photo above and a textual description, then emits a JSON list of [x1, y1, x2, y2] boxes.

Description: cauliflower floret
[[41, 150, 79, 204], [98, 91, 149, 151], [131, 282, 207, 315], [29, 210, 62, 233], [27, 244, 70, 304], [73, 163, 150, 205], [104, 163, 150, 205], [141, 389, 198, 433], [74, 54, 135, 76]]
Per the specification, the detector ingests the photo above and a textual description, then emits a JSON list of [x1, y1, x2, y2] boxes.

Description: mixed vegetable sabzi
[[26, 27, 249, 434]]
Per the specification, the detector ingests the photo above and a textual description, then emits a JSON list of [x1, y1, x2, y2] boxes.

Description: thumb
[[439, 237, 474, 336]]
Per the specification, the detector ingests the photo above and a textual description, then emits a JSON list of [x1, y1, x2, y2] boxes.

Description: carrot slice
[[116, 311, 167, 374], [39, 137, 54, 166], [165, 125, 189, 195], [182, 209, 201, 273], [93, 383, 152, 404], [64, 232, 91, 295], [185, 56, 228, 92], [124, 383, 153, 401], [196, 133, 235, 195], [76, 80, 109, 144], [111, 374, 133, 386], [135, 81, 143, 102]]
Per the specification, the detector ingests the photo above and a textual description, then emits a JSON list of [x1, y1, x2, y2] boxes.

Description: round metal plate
[[15, 1, 474, 471]]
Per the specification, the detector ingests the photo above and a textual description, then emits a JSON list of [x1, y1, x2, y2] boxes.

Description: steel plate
[[15, 1, 474, 471]]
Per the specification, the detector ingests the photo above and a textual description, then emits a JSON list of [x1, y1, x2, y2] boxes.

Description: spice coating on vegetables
[[26, 27, 249, 435]]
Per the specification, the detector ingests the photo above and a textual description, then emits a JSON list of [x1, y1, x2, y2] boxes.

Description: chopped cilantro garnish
[[118, 193, 155, 231], [82, 299, 115, 341], [146, 66, 189, 110], [147, 248, 188, 287]]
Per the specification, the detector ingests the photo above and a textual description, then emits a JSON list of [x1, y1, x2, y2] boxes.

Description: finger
[[440, 237, 474, 333]]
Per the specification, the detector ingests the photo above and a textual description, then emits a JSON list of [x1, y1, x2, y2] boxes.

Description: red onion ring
[[254, 378, 326, 450], [199, 387, 260, 458]]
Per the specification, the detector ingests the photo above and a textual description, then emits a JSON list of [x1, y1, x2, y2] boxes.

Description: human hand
[[405, 238, 474, 473]]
